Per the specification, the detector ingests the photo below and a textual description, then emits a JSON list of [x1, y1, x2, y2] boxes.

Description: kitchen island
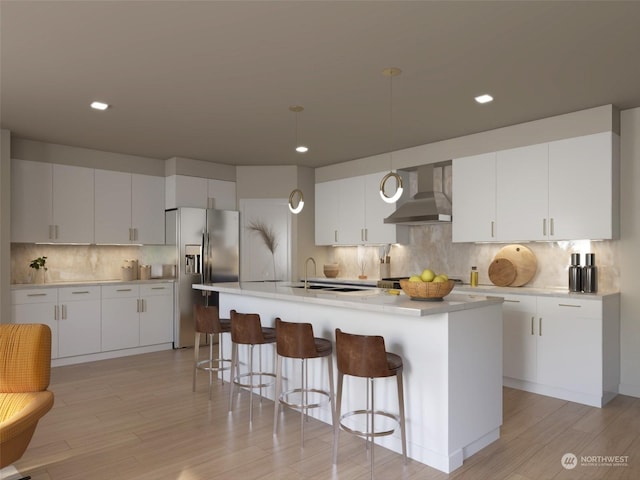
[[193, 281, 503, 473]]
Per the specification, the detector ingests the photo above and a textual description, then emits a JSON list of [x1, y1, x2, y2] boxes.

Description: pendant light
[[379, 67, 404, 203], [288, 105, 307, 214]]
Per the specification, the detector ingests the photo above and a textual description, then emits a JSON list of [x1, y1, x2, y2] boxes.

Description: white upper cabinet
[[548, 132, 618, 240], [95, 171, 165, 244], [315, 173, 400, 246], [165, 175, 236, 211], [11, 159, 53, 243], [452, 152, 497, 242], [95, 170, 132, 244], [496, 143, 549, 242], [132, 174, 165, 244], [315, 179, 340, 245], [11, 160, 94, 243], [207, 178, 237, 210], [452, 132, 619, 242]]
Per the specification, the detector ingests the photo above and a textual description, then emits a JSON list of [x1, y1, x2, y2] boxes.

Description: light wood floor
[[13, 348, 640, 480]]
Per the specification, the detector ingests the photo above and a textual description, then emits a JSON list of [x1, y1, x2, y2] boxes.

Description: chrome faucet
[[304, 257, 317, 290]]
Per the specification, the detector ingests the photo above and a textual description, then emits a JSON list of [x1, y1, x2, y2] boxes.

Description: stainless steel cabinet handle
[[27, 293, 48, 297], [117, 288, 132, 292], [531, 316, 534, 335], [334, 230, 337, 242], [539, 317, 542, 336], [61, 304, 67, 320], [558, 303, 581, 308], [542, 218, 547, 236], [151, 287, 166, 290], [491, 221, 495, 238], [550, 218, 554, 236], [136, 299, 140, 313], [142, 299, 146, 312], [71, 291, 90, 295], [365, 228, 368, 241], [503, 299, 520, 303], [129, 228, 133, 241], [54, 305, 59, 320]]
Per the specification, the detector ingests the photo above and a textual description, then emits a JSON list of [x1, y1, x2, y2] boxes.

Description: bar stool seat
[[333, 328, 407, 476], [272, 318, 336, 447], [228, 310, 277, 428], [192, 304, 232, 400]]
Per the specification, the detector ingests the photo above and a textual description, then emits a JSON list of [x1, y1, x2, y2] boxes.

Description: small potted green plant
[[29, 256, 48, 283]]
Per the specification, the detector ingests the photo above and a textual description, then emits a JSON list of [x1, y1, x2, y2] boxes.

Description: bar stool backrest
[[230, 309, 266, 344], [194, 304, 224, 334], [335, 328, 394, 378], [275, 318, 318, 359]]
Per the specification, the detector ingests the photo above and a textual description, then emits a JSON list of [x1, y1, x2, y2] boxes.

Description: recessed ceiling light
[[295, 145, 309, 153], [90, 101, 109, 110], [475, 94, 493, 104]]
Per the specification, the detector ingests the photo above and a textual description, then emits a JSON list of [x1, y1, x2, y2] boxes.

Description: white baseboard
[[619, 383, 640, 398]]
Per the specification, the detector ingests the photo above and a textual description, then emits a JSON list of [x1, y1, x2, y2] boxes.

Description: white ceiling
[[2, 1, 640, 168]]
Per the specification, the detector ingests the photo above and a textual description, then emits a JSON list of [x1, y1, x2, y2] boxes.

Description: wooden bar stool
[[228, 309, 277, 428], [272, 318, 336, 447], [192, 304, 232, 400], [333, 328, 407, 476]]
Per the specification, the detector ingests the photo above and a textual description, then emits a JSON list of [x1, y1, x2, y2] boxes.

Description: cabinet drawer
[[500, 294, 537, 313], [11, 288, 57, 304], [58, 286, 101, 302], [102, 284, 139, 299], [537, 296, 601, 318], [140, 284, 173, 297]]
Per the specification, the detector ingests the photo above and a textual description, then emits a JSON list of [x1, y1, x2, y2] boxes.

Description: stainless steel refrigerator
[[165, 207, 240, 348]]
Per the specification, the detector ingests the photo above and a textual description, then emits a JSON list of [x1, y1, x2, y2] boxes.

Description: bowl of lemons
[[399, 269, 455, 301]]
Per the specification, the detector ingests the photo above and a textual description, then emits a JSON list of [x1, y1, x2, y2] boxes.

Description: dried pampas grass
[[247, 220, 278, 254]]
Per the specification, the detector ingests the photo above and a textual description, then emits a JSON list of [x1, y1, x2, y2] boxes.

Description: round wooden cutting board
[[493, 244, 537, 286], [488, 258, 517, 287]]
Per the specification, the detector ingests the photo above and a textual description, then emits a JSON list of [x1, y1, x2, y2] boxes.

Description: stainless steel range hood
[[383, 163, 452, 225]]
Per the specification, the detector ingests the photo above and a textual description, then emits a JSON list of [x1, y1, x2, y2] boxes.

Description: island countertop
[[192, 281, 503, 317]]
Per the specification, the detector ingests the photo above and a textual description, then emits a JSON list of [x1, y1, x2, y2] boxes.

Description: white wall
[[0, 129, 10, 323], [620, 107, 640, 396]]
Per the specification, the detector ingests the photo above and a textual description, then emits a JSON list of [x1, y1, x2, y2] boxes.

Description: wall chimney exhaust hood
[[383, 163, 452, 225]]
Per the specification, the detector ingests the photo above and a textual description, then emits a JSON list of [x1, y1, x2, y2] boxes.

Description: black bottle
[[568, 253, 582, 293], [583, 253, 598, 293]]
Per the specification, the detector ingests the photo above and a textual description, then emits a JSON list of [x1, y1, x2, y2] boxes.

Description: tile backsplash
[[11, 244, 176, 284], [326, 224, 619, 291]]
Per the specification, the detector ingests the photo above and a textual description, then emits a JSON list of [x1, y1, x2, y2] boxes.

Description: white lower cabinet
[[11, 286, 101, 359], [501, 292, 620, 407], [11, 288, 60, 359], [11, 282, 174, 364], [101, 283, 173, 352]]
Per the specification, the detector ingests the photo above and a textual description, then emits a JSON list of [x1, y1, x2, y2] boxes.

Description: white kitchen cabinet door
[[207, 179, 237, 210], [132, 174, 165, 244], [496, 143, 549, 242], [536, 297, 602, 397], [502, 295, 538, 383], [165, 175, 208, 209], [337, 176, 365, 244], [95, 169, 132, 244], [52, 164, 95, 243], [363, 172, 397, 244], [315, 179, 340, 245], [101, 285, 140, 351], [139, 284, 174, 345], [57, 286, 101, 358], [452, 153, 497, 242], [11, 159, 53, 243], [548, 132, 617, 240], [11, 287, 59, 359]]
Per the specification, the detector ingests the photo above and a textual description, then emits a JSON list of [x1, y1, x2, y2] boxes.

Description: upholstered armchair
[[0, 324, 55, 470]]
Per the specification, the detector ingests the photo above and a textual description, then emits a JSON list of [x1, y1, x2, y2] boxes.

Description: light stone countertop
[[454, 284, 619, 299], [11, 279, 175, 289], [193, 281, 503, 317]]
